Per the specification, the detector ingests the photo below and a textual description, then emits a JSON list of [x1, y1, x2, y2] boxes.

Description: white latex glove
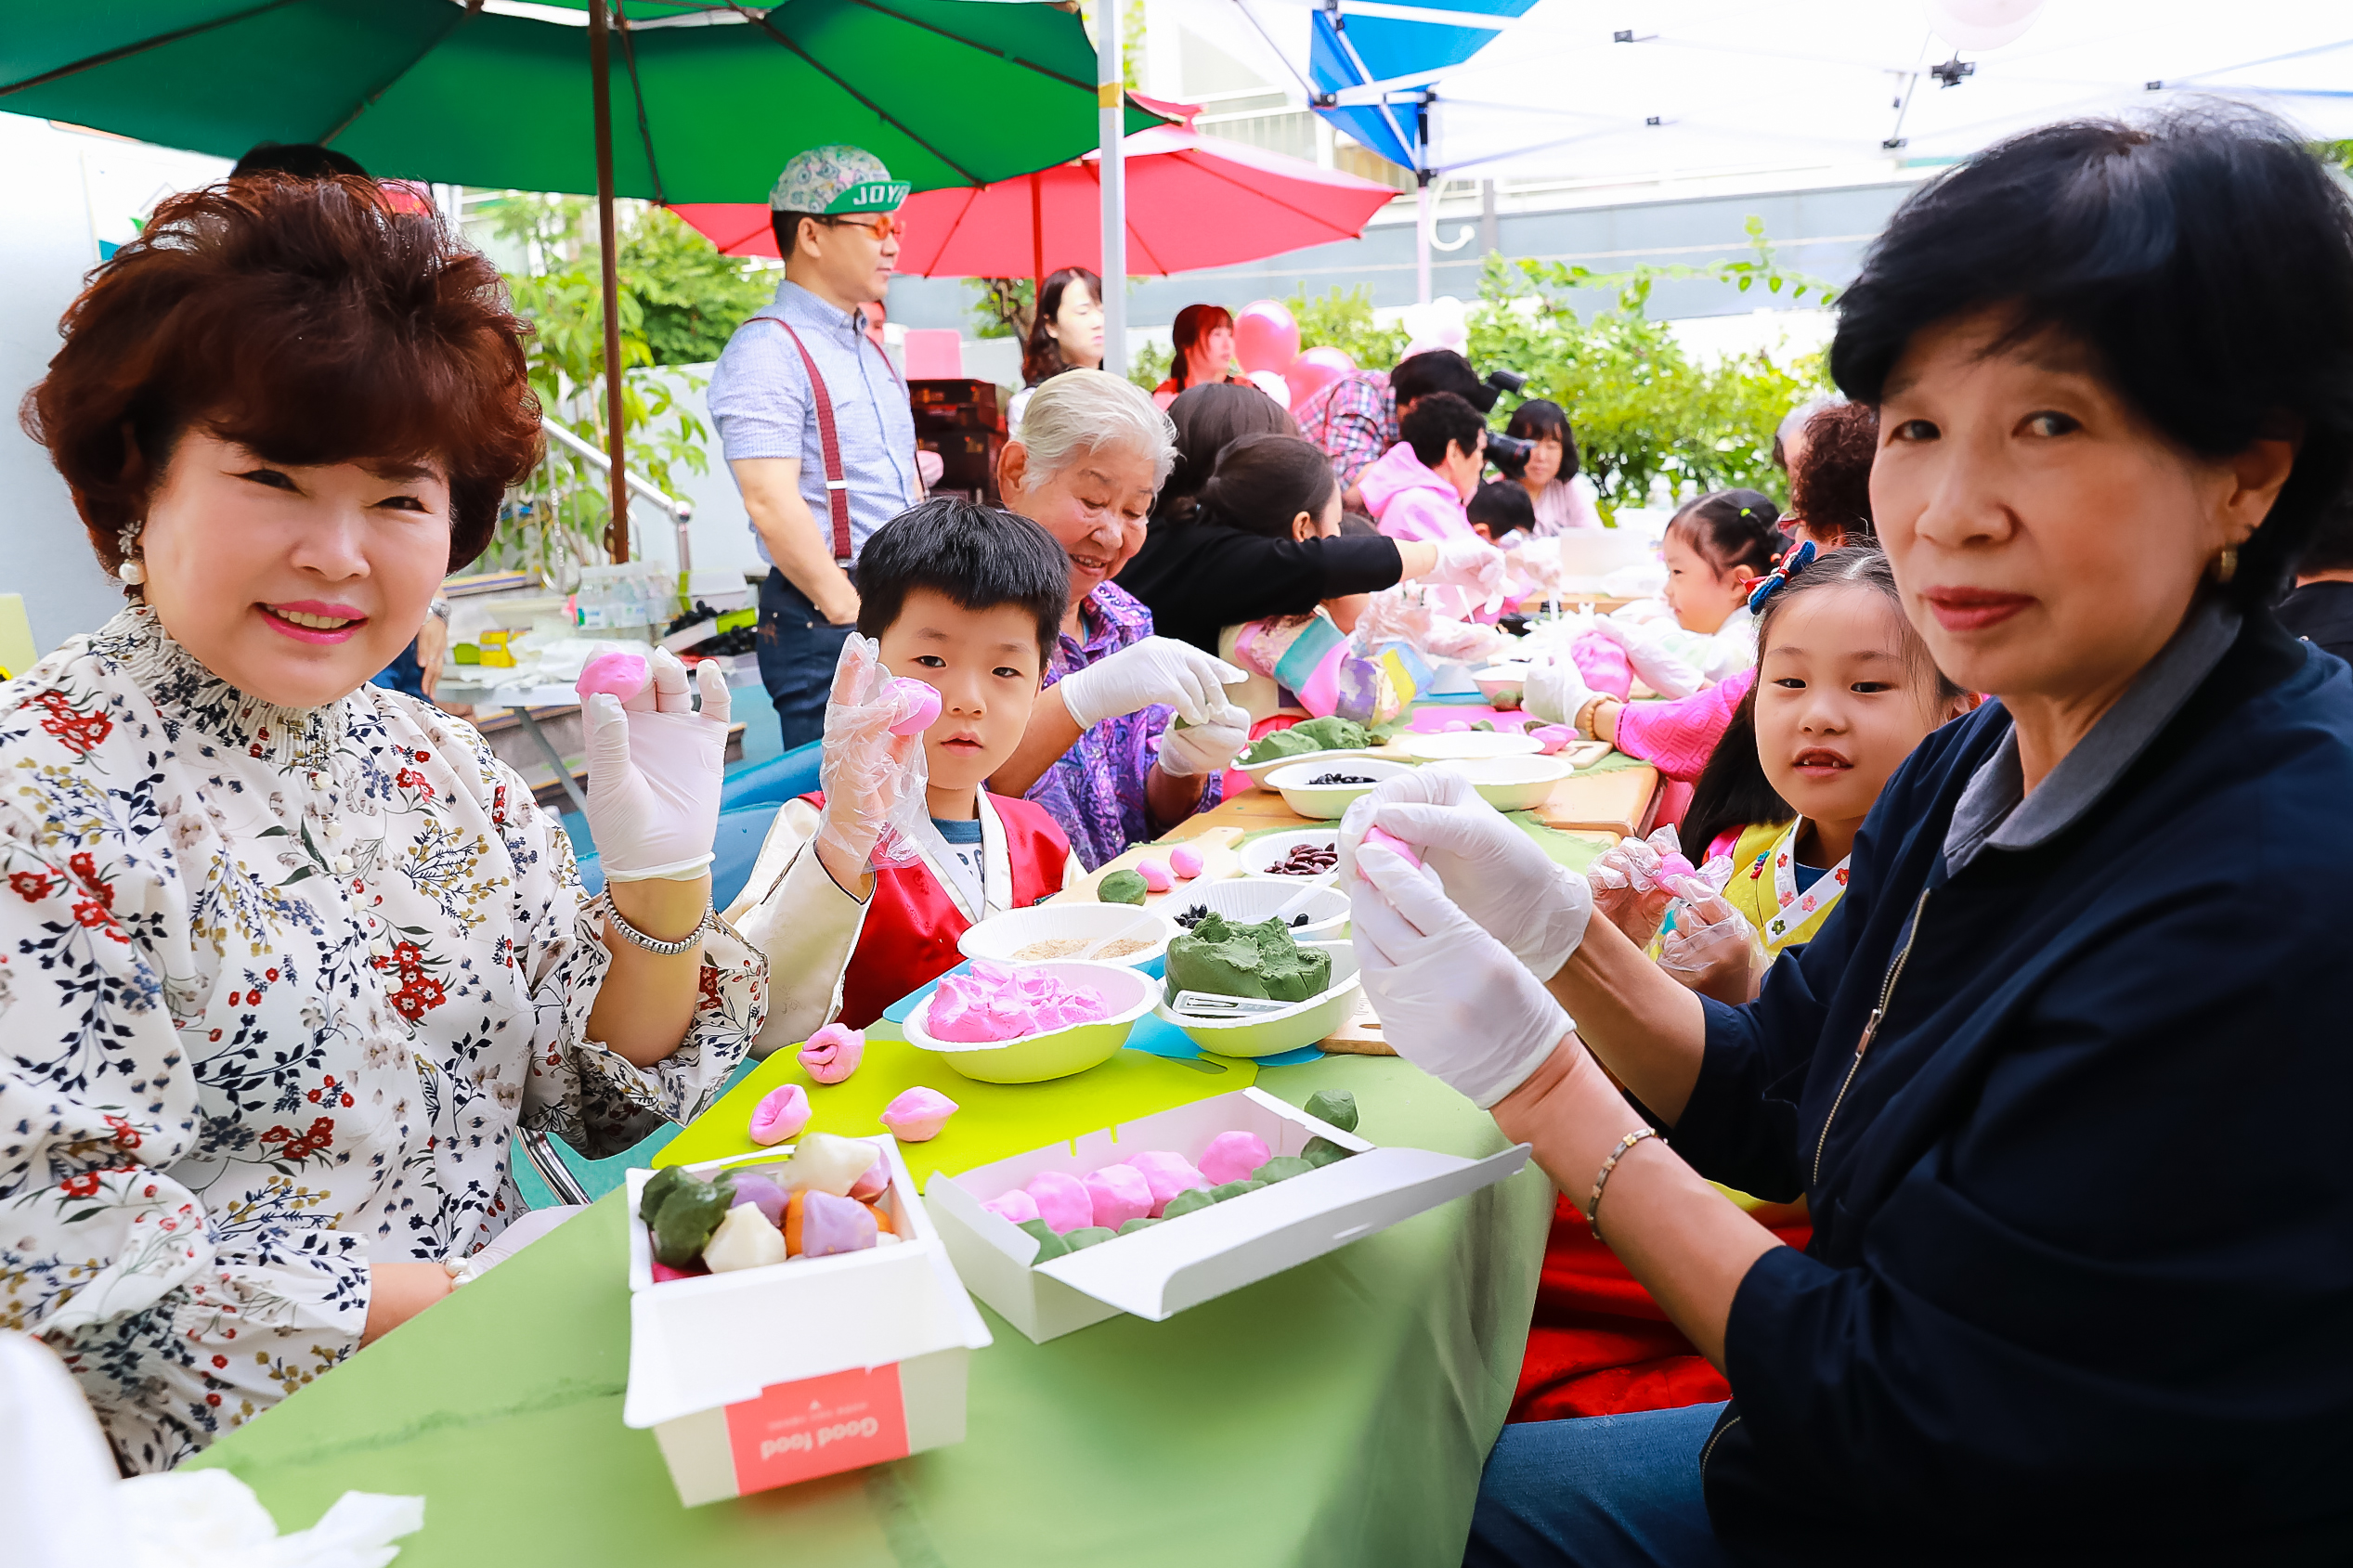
[[1351, 840, 1570, 1108], [1056, 635, 1246, 731], [1523, 655, 1601, 732], [1155, 701, 1250, 778], [1658, 894, 1762, 1005], [816, 634, 930, 871], [1338, 767, 1593, 981], [1593, 616, 1705, 701], [1428, 534, 1507, 596], [582, 646, 729, 881]]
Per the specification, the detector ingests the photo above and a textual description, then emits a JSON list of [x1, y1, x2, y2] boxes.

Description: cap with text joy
[[770, 145, 910, 214]]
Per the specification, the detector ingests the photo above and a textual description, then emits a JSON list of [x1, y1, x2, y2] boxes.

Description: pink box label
[[724, 1364, 909, 1494]]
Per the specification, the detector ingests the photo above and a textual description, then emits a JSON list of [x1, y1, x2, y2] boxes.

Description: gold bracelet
[[1586, 1127, 1660, 1240]]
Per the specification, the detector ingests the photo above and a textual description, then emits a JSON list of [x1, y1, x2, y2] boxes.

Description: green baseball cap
[[769, 145, 911, 214]]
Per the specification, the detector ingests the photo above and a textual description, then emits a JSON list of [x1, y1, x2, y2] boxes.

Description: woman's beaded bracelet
[[1586, 1127, 1661, 1240], [596, 890, 712, 956]]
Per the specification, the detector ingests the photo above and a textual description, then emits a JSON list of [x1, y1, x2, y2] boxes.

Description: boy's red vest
[[798, 790, 1072, 1028]]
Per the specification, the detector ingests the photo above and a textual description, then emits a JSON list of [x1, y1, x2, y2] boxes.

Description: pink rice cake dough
[[880, 1087, 959, 1142], [1084, 1163, 1155, 1230], [728, 1173, 790, 1228], [799, 1022, 864, 1084], [926, 960, 1113, 1043], [1198, 1131, 1272, 1186], [1360, 825, 1424, 870], [748, 1082, 812, 1146], [575, 650, 650, 705], [1137, 861, 1173, 893], [1023, 1170, 1095, 1234], [982, 1187, 1040, 1226], [1167, 845, 1204, 880], [847, 1151, 890, 1202], [1126, 1150, 1211, 1216], [798, 1190, 879, 1258], [1528, 724, 1577, 755], [890, 677, 942, 736]]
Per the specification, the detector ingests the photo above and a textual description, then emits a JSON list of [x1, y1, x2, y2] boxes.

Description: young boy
[[726, 499, 1082, 1051], [1466, 478, 1538, 545]]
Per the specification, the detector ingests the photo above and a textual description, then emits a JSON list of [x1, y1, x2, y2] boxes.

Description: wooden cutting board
[[1317, 992, 1396, 1056], [1530, 764, 1658, 840], [1053, 825, 1247, 907]]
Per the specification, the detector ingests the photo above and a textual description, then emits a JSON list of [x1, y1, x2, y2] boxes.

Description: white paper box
[[925, 1088, 1531, 1343], [622, 1139, 993, 1506]]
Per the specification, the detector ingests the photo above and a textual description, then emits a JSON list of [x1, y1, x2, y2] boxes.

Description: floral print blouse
[[0, 605, 765, 1473]]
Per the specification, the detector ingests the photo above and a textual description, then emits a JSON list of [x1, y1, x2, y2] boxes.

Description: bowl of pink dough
[[902, 959, 1159, 1084]]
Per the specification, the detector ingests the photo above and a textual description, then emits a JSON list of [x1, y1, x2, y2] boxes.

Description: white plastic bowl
[[1153, 943, 1362, 1058], [1473, 664, 1530, 709], [957, 903, 1175, 968], [904, 962, 1157, 1083], [1447, 754, 1574, 811], [1164, 876, 1350, 940], [1236, 745, 1377, 791], [1238, 828, 1342, 880], [1395, 729, 1546, 762], [1263, 757, 1414, 821]]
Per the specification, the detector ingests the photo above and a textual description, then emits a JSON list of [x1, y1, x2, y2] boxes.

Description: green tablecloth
[[189, 1056, 1554, 1567]]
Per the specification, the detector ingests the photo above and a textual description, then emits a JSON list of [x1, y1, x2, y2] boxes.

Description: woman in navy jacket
[[1340, 107, 2353, 1566]]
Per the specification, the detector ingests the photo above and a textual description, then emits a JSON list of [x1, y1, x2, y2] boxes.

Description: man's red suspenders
[[763, 317, 904, 567]]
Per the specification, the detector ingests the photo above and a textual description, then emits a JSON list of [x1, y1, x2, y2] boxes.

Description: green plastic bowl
[[904, 962, 1156, 1083]]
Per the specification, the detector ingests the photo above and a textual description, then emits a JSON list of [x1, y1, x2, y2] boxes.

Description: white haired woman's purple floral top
[[1027, 582, 1223, 870], [0, 605, 765, 1472]]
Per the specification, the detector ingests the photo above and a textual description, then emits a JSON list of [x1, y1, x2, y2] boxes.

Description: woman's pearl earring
[[116, 558, 146, 585], [117, 519, 146, 585]]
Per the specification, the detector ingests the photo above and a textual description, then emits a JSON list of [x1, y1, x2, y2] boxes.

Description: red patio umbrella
[[670, 98, 1398, 283]]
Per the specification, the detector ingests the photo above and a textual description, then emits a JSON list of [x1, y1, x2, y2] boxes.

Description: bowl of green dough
[[1152, 914, 1363, 1058], [1235, 714, 1380, 790]]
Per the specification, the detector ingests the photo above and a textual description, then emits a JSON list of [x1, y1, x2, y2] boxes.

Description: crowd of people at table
[[6, 102, 2353, 1566]]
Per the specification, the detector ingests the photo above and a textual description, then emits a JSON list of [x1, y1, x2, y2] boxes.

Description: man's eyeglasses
[[823, 214, 908, 242]]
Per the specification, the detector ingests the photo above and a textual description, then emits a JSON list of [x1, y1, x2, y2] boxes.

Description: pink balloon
[[1283, 345, 1357, 411], [1232, 299, 1301, 375]]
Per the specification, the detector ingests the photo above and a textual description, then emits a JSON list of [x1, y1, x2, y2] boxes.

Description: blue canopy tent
[[1298, 0, 1539, 300]]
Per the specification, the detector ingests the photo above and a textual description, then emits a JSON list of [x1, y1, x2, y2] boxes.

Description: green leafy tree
[[476, 194, 750, 577], [1290, 221, 1830, 519], [1283, 284, 1410, 372]]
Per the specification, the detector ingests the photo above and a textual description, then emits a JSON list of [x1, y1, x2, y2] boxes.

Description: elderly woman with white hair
[[984, 370, 1252, 868]]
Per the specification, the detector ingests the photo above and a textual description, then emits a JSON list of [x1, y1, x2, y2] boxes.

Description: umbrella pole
[[1096, 0, 1125, 377], [590, 0, 630, 564]]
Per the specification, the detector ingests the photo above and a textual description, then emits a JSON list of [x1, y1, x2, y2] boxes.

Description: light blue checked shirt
[[708, 279, 920, 566]]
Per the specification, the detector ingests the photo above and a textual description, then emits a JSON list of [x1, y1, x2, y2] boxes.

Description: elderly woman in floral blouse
[[983, 370, 1253, 869], [2, 176, 765, 1472]]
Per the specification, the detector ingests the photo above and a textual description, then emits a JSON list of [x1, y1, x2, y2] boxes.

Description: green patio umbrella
[[0, 0, 1154, 555]]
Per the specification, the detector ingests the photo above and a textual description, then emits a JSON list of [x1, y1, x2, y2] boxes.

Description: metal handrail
[[540, 415, 696, 572]]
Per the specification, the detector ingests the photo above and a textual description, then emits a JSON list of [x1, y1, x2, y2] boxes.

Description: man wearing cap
[[709, 145, 924, 748]]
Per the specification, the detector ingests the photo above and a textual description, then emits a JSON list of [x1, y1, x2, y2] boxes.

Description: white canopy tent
[[1186, 0, 2353, 296]]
